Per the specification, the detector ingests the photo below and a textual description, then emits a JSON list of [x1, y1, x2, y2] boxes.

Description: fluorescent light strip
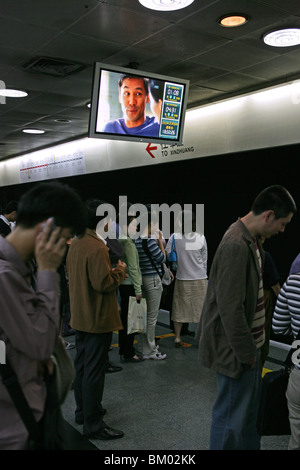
[[0, 89, 28, 98], [22, 129, 45, 134]]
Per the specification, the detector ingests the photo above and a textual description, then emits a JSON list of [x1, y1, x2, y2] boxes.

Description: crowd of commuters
[[1, 182, 300, 450]]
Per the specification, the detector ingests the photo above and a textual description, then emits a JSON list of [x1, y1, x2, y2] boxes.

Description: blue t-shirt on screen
[[103, 116, 159, 138]]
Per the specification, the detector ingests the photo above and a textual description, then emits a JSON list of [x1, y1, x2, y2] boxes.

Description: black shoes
[[84, 426, 124, 440], [120, 355, 144, 363], [105, 361, 123, 373]]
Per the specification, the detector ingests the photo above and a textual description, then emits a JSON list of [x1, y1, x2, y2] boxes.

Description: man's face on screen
[[119, 77, 149, 128]]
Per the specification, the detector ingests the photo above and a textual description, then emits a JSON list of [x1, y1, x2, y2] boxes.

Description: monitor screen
[[88, 63, 189, 145]]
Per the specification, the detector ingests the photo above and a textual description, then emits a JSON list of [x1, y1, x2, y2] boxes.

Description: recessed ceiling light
[[22, 129, 45, 134], [138, 0, 194, 11], [263, 28, 300, 47], [54, 118, 72, 123], [0, 88, 28, 98], [218, 14, 248, 27]]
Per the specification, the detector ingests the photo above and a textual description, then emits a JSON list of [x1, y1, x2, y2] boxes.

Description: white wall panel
[[1, 80, 300, 187]]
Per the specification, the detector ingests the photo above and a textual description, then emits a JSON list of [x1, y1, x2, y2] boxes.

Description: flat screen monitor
[[88, 62, 189, 145]]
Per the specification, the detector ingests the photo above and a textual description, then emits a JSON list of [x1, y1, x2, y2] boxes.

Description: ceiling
[[1, 0, 300, 161]]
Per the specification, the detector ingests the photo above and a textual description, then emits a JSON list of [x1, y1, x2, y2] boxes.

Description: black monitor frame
[[88, 62, 189, 145]]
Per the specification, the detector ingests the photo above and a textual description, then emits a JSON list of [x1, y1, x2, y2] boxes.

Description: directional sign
[[146, 143, 157, 158]]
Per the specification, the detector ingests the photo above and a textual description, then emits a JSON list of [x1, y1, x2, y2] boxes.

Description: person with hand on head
[[0, 182, 87, 450], [198, 185, 297, 450]]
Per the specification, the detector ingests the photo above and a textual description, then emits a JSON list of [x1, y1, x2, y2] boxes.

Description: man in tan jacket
[[67, 199, 127, 440]]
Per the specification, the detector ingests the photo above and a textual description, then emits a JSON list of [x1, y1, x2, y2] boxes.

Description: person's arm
[[215, 242, 257, 365], [88, 244, 127, 293], [271, 282, 281, 297], [147, 237, 166, 264], [0, 271, 60, 361], [165, 234, 174, 258], [272, 278, 297, 336], [125, 242, 142, 298], [201, 236, 208, 273]]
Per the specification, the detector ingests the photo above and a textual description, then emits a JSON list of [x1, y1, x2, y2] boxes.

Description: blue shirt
[[103, 116, 159, 137]]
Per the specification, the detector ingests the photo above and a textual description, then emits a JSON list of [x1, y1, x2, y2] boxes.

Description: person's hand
[[156, 229, 163, 241], [35, 218, 68, 271], [243, 356, 257, 370], [136, 294, 142, 303], [113, 259, 128, 280], [37, 358, 55, 377]]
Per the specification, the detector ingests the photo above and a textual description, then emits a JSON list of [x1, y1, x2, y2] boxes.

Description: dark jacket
[[198, 219, 265, 379], [0, 218, 11, 237]]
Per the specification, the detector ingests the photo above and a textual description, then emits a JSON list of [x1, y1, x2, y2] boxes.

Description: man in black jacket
[[0, 201, 18, 237]]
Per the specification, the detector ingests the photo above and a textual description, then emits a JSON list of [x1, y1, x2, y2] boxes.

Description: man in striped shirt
[[198, 185, 296, 450], [273, 259, 300, 449]]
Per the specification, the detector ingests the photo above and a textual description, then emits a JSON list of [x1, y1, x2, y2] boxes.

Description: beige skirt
[[171, 279, 207, 323]]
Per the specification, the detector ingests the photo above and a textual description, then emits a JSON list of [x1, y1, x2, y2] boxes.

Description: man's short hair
[[16, 181, 87, 236], [252, 185, 297, 219], [85, 199, 108, 230], [3, 200, 18, 215], [118, 74, 149, 95]]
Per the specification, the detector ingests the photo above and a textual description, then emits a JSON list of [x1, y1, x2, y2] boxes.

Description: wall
[[1, 80, 300, 279], [1, 79, 300, 187]]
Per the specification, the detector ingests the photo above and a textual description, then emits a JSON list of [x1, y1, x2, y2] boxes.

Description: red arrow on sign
[[146, 143, 157, 158]]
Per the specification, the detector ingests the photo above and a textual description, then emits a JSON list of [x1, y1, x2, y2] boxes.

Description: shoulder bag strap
[[142, 239, 162, 279], [0, 361, 40, 441]]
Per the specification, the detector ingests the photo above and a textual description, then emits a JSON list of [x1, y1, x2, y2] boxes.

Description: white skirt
[[171, 279, 207, 323]]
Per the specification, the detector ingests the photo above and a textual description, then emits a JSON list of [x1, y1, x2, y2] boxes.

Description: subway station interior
[[1, 0, 300, 453]]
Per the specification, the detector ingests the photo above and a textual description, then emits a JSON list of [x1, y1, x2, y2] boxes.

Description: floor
[[61, 309, 291, 452]]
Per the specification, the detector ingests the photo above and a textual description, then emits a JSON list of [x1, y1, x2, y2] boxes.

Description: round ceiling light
[[0, 88, 28, 98], [22, 129, 45, 134], [263, 28, 300, 47], [218, 14, 248, 27], [138, 0, 194, 11]]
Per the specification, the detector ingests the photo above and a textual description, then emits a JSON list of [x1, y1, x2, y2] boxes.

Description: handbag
[[51, 336, 75, 404], [142, 238, 172, 286], [257, 332, 300, 436], [161, 262, 172, 286], [256, 367, 291, 436], [127, 296, 147, 334], [168, 235, 177, 271], [0, 336, 75, 449]]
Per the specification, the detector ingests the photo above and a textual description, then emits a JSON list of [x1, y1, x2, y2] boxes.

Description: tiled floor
[[62, 310, 290, 451]]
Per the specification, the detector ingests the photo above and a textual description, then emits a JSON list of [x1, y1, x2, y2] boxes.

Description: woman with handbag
[[134, 208, 167, 360], [166, 210, 208, 348]]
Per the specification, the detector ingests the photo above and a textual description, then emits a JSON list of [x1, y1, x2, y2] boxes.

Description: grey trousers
[[136, 275, 163, 356], [286, 366, 300, 450]]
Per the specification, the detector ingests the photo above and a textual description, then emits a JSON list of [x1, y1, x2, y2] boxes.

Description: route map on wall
[[19, 149, 86, 183]]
